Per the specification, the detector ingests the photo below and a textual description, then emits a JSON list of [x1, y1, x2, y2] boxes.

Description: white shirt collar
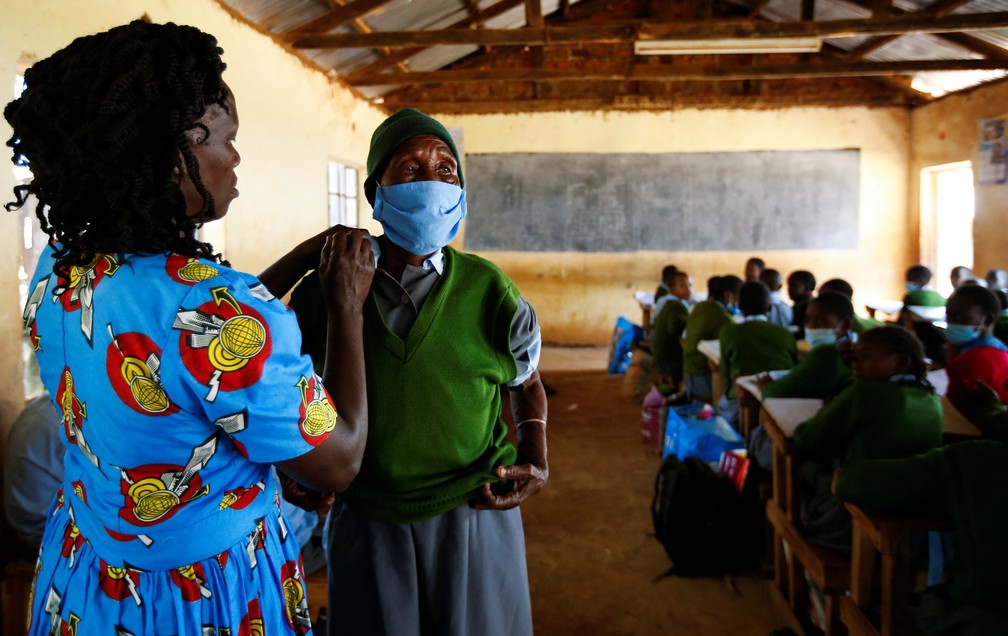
[[367, 235, 445, 275]]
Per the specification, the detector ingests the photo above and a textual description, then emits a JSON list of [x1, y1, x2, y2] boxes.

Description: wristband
[[517, 418, 546, 427]]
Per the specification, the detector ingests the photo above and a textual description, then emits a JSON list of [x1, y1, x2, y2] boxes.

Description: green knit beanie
[[363, 108, 463, 206]]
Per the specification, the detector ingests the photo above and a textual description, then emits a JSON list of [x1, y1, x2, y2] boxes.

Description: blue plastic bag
[[607, 316, 644, 374], [663, 403, 744, 463]]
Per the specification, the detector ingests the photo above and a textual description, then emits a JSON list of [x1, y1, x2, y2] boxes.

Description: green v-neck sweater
[[341, 247, 520, 524]]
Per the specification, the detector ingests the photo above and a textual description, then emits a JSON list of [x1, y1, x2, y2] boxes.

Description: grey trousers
[[325, 501, 533, 636]]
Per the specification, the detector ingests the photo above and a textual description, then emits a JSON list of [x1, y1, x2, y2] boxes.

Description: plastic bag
[[607, 316, 644, 374], [663, 403, 744, 463], [641, 385, 671, 449]]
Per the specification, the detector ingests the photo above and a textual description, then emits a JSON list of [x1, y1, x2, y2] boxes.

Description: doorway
[[920, 161, 975, 297]]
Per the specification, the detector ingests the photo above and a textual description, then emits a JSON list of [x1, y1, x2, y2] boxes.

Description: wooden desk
[[842, 504, 953, 636], [907, 305, 946, 325], [865, 300, 903, 320], [761, 397, 848, 635], [734, 375, 763, 441], [698, 339, 724, 407], [635, 291, 655, 331]]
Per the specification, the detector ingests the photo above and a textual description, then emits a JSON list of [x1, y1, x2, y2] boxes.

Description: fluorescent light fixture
[[634, 37, 823, 55]]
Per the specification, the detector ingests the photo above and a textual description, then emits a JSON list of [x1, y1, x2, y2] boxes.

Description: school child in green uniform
[[787, 270, 816, 340], [903, 264, 947, 308], [837, 441, 1008, 635], [818, 278, 885, 335], [651, 271, 693, 389], [760, 292, 856, 401], [682, 275, 740, 403], [716, 281, 798, 427], [792, 326, 943, 550]]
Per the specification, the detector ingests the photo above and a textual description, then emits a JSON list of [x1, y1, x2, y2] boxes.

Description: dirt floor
[[523, 346, 801, 636], [305, 346, 803, 635]]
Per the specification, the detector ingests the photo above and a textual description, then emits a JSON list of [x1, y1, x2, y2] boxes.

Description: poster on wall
[[979, 117, 1008, 185]]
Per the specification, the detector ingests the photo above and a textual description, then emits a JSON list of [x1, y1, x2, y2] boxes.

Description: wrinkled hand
[[319, 228, 374, 311], [472, 421, 548, 510], [299, 225, 362, 272]]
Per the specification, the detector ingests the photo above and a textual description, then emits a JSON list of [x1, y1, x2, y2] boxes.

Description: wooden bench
[[842, 503, 953, 636], [761, 398, 850, 634]]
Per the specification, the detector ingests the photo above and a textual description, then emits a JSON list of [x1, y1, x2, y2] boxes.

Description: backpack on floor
[[650, 454, 761, 578]]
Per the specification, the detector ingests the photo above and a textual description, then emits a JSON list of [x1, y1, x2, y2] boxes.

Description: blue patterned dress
[[23, 246, 337, 635]]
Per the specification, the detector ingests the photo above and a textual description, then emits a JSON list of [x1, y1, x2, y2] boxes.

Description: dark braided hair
[[859, 326, 934, 393], [4, 20, 228, 282]]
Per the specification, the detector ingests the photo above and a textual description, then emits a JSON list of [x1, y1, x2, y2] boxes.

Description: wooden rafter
[[526, 0, 544, 28], [840, 0, 1004, 61], [340, 0, 524, 83], [287, 0, 393, 35], [291, 12, 1008, 49], [349, 59, 1008, 85], [381, 92, 915, 113]]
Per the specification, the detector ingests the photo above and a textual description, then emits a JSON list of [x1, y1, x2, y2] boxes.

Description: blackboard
[[464, 150, 860, 252]]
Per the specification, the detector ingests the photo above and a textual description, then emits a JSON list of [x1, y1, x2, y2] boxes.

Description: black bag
[[651, 454, 761, 578]]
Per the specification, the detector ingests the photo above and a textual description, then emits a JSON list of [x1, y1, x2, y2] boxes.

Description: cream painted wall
[[440, 108, 914, 344], [0, 0, 385, 444], [911, 79, 1008, 278]]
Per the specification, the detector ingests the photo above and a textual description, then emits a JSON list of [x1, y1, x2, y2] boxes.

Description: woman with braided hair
[[6, 20, 372, 634]]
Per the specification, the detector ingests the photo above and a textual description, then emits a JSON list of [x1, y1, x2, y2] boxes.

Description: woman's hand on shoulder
[[319, 228, 374, 312]]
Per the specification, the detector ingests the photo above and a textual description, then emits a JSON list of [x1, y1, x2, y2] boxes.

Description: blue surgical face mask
[[804, 328, 837, 348], [373, 181, 467, 256], [945, 323, 982, 346], [905, 282, 921, 292]]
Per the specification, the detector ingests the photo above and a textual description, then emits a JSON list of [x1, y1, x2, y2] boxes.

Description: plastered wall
[[911, 79, 1008, 278], [0, 0, 385, 446], [440, 108, 915, 344]]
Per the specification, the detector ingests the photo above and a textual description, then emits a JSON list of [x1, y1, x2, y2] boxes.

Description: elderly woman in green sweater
[[286, 109, 547, 636]]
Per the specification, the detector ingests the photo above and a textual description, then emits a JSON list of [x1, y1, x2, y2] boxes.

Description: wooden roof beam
[[526, 0, 544, 28], [287, 0, 394, 35], [291, 12, 1008, 48], [349, 59, 1008, 85], [340, 0, 524, 82]]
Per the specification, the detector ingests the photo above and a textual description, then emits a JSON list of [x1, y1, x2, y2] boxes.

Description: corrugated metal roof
[[218, 0, 1008, 108]]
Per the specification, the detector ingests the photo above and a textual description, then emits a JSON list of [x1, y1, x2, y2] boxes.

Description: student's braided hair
[[4, 20, 228, 282], [860, 326, 934, 393]]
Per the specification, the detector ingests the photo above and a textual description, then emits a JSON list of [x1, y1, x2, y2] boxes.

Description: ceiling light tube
[[635, 37, 824, 55]]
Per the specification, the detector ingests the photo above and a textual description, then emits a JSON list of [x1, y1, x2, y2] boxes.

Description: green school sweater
[[793, 379, 942, 465], [683, 300, 732, 376], [651, 298, 689, 375], [852, 314, 886, 335], [718, 320, 798, 399], [994, 313, 1008, 347], [341, 248, 520, 524], [837, 440, 1008, 615], [760, 344, 854, 401], [903, 289, 946, 308]]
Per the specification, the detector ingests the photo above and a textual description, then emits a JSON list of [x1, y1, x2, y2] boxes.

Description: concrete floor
[[307, 346, 803, 635]]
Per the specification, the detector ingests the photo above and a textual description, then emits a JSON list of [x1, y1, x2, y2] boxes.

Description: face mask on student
[[945, 323, 982, 346], [905, 282, 921, 292], [770, 290, 782, 304], [804, 328, 837, 348], [373, 181, 467, 256]]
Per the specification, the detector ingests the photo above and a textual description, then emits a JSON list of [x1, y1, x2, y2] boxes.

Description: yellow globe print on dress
[[129, 478, 180, 523], [121, 357, 170, 413], [303, 399, 337, 437], [178, 261, 218, 282]]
